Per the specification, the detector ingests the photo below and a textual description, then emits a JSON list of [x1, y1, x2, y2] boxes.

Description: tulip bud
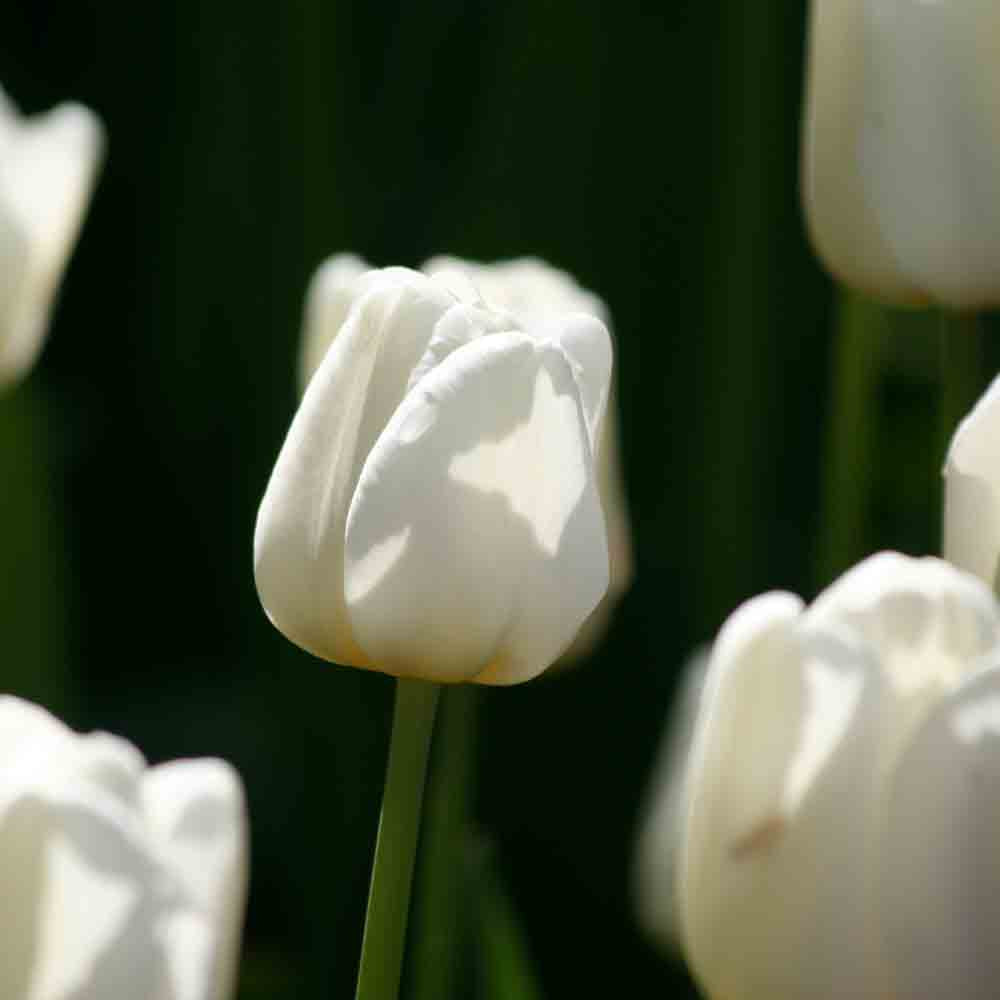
[[257, 266, 611, 683], [0, 86, 104, 386], [802, 1, 1000, 307], [944, 374, 1000, 590], [641, 553, 1000, 999], [0, 696, 247, 999], [297, 254, 632, 661]]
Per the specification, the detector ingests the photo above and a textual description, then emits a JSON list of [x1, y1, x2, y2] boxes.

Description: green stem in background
[[814, 288, 889, 590], [355, 679, 440, 1000], [939, 310, 984, 461], [410, 686, 480, 1000], [476, 845, 544, 1000]]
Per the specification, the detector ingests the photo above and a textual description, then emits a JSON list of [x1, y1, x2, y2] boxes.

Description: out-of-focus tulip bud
[[801, 2, 1000, 307], [0, 696, 247, 1000], [298, 254, 632, 660], [640, 553, 1000, 1000], [944, 374, 1000, 589], [0, 86, 103, 386], [257, 265, 611, 684]]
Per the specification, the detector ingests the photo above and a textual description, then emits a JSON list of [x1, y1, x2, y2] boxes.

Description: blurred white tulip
[[0, 696, 247, 1000], [802, 1, 1000, 307], [634, 648, 708, 951], [0, 86, 103, 386], [257, 265, 611, 683], [944, 374, 1000, 589], [640, 553, 1000, 1000], [297, 254, 632, 660]]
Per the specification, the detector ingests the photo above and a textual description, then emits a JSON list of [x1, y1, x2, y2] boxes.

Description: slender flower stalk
[[939, 311, 984, 464], [814, 289, 888, 587], [410, 686, 480, 1000], [355, 680, 439, 1000]]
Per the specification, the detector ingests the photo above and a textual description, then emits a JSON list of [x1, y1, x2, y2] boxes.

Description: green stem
[[355, 679, 441, 1000], [410, 686, 479, 1000], [476, 848, 544, 1000], [939, 310, 984, 459], [814, 288, 888, 590]]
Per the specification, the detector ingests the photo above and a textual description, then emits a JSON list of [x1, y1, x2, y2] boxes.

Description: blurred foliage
[[5, 1, 997, 997]]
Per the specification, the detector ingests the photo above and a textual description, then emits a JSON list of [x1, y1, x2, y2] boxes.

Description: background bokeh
[[4, 2, 993, 997]]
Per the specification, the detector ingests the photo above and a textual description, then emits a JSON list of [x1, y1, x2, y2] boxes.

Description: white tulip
[[0, 86, 103, 386], [641, 553, 1000, 1000], [802, 0, 1000, 307], [297, 254, 632, 660], [0, 696, 247, 1000], [944, 373, 1000, 589], [257, 265, 611, 683], [634, 648, 708, 951]]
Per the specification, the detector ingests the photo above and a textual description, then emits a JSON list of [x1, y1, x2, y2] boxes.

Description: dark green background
[[1, 2, 976, 997]]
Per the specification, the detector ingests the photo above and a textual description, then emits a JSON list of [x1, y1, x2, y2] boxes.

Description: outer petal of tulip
[[882, 667, 1000, 1000], [297, 253, 371, 392], [424, 255, 631, 658], [0, 90, 104, 385], [422, 254, 609, 327], [944, 375, 1000, 589], [143, 761, 248, 1000], [806, 552, 999, 759], [0, 696, 248, 1000], [255, 269, 457, 667], [634, 648, 708, 951], [802, 0, 1000, 307], [343, 331, 609, 683], [678, 593, 889, 1000]]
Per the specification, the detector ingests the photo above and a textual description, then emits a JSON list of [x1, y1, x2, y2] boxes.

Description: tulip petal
[[635, 648, 709, 951], [297, 253, 371, 390], [944, 374, 1000, 588], [0, 102, 104, 383], [807, 553, 1000, 752], [803, 0, 1000, 307], [143, 760, 248, 1000], [422, 255, 609, 326], [344, 331, 608, 683], [883, 667, 1000, 1000], [254, 269, 455, 666], [679, 593, 888, 1000], [543, 313, 612, 451]]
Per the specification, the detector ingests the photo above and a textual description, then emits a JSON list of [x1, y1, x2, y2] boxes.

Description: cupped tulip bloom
[[802, 1, 1000, 307], [944, 373, 1000, 589], [257, 265, 612, 684], [0, 86, 103, 386], [642, 553, 1000, 1000], [0, 696, 247, 1000], [297, 254, 631, 660]]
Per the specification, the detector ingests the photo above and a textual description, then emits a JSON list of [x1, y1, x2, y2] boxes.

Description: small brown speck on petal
[[729, 815, 786, 860]]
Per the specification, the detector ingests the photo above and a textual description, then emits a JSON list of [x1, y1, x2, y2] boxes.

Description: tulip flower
[[296, 253, 631, 661], [944, 373, 1000, 590], [0, 695, 247, 1000], [801, 1, 1000, 307], [640, 552, 1000, 1000], [634, 648, 708, 951], [0, 86, 103, 386], [257, 265, 611, 684]]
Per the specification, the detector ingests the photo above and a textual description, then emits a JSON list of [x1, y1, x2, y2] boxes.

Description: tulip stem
[[815, 289, 888, 589], [410, 685, 480, 1000], [939, 311, 984, 459], [355, 678, 441, 1000]]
